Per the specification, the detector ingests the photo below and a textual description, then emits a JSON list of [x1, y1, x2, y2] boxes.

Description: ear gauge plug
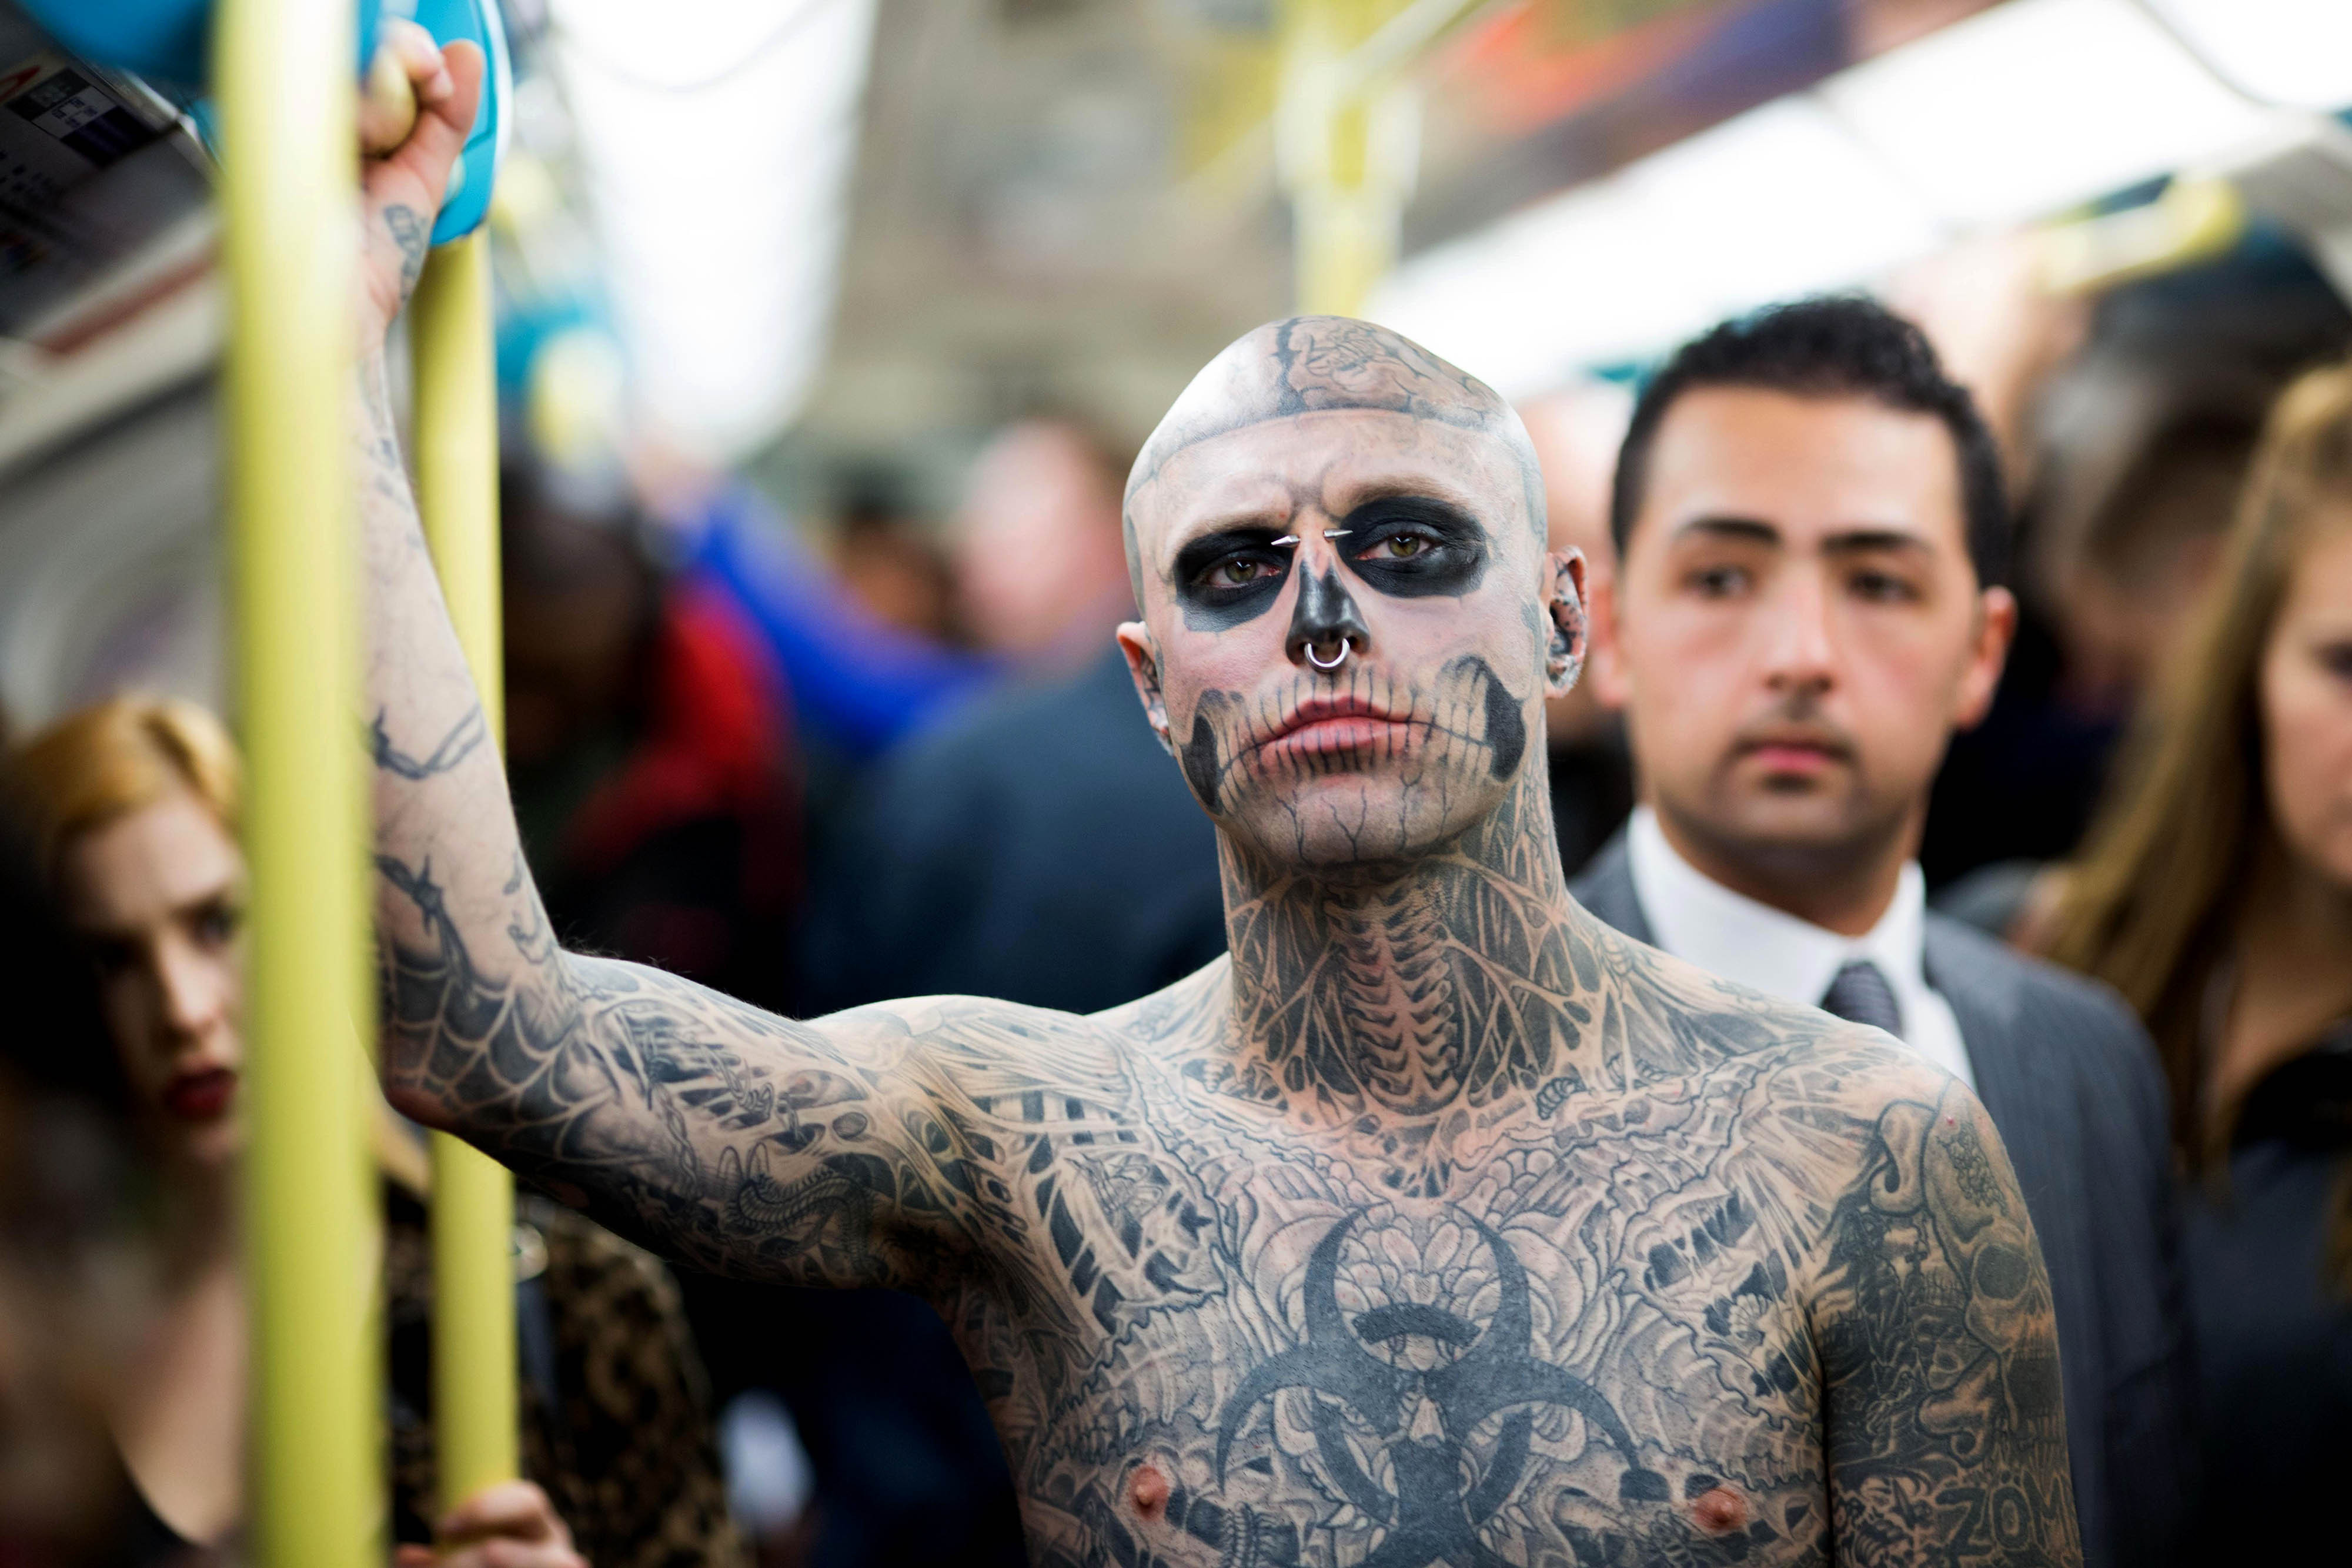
[[1546, 566, 1587, 685], [1134, 650, 1175, 754]]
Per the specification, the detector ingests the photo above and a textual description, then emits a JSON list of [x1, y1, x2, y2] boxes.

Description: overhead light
[[550, 0, 877, 460], [2213, 116, 2352, 297], [1611, 96, 1941, 326], [2142, 0, 2352, 112], [1382, 0, 2352, 389], [1371, 183, 1636, 397], [1818, 0, 2269, 230], [1372, 98, 1940, 394]]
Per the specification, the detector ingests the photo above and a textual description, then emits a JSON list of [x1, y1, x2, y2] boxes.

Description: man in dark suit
[[1573, 297, 2193, 1568], [803, 643, 1227, 1015]]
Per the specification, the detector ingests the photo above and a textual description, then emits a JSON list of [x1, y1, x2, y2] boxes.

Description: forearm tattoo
[[369, 704, 486, 780], [384, 202, 427, 295]]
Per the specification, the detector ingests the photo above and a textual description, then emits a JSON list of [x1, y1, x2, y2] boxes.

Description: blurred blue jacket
[[684, 484, 1001, 760]]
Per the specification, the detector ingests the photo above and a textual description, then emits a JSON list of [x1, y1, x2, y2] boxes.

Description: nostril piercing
[[1307, 636, 1352, 670]]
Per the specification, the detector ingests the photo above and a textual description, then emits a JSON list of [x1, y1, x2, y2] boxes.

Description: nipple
[[1692, 1485, 1749, 1534], [1128, 1462, 1170, 1522]]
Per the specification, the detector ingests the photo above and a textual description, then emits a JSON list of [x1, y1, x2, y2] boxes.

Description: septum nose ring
[[1307, 636, 1353, 670]]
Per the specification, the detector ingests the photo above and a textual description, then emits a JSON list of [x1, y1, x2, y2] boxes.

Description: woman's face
[[2261, 519, 2352, 895], [52, 790, 246, 1169]]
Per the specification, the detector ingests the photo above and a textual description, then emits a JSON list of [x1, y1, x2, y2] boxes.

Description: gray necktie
[[1820, 958, 1904, 1038]]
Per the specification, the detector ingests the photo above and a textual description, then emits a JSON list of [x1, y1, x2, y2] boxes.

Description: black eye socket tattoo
[[1172, 496, 1492, 635], [1175, 528, 1297, 631], [1339, 494, 1489, 599]]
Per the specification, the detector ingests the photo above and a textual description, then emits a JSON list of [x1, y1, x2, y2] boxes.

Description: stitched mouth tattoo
[[1178, 657, 1526, 819]]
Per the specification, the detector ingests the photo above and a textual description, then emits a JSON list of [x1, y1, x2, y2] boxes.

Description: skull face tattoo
[[1121, 324, 1569, 871]]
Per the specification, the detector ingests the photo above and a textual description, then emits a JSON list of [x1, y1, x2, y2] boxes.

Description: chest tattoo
[[947, 1022, 1859, 1568]]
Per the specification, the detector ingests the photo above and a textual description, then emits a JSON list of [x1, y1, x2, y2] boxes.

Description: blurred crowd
[[5, 223, 2352, 1566]]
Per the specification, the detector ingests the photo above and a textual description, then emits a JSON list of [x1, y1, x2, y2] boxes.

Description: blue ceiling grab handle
[[409, 0, 511, 245], [15, 0, 506, 243]]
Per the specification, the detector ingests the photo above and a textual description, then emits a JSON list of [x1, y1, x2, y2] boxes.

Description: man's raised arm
[[1815, 1068, 2083, 1566], [350, 42, 998, 1291]]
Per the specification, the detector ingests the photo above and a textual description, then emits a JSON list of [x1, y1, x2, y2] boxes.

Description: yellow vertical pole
[[409, 230, 521, 1509], [1278, 0, 1419, 316], [214, 0, 381, 1564]]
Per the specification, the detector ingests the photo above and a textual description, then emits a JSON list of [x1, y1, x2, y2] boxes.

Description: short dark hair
[[1610, 296, 2010, 587]]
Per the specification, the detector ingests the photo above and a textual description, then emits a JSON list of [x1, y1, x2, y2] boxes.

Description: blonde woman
[[9, 697, 744, 1567], [2050, 359, 2352, 1552]]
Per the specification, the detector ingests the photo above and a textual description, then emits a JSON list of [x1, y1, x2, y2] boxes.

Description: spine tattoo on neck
[[1201, 666, 1683, 1140]]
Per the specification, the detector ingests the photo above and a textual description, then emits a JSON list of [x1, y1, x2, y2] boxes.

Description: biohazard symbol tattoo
[[1217, 1213, 1668, 1567]]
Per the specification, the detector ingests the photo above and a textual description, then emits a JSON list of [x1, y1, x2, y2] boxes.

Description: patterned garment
[[383, 1182, 747, 1567]]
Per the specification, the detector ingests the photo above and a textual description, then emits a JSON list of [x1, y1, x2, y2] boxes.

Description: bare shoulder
[[1604, 929, 1956, 1109], [1593, 932, 2033, 1268], [1598, 949, 2076, 1556], [824, 985, 1158, 1105], [827, 964, 1242, 1158], [1708, 966, 2019, 1228], [1654, 978, 2081, 1562]]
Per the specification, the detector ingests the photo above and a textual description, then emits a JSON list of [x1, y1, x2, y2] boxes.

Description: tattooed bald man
[[356, 55, 2077, 1568]]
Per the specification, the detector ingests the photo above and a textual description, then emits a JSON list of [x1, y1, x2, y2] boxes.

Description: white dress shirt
[[1624, 807, 1976, 1089]]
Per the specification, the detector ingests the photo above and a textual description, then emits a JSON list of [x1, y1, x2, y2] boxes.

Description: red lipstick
[[162, 1066, 236, 1122]]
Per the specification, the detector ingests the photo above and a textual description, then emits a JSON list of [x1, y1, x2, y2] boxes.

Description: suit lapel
[[1569, 831, 1656, 945], [1929, 924, 2029, 1132], [1925, 919, 2102, 1437], [1925, 920, 2057, 1178]]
